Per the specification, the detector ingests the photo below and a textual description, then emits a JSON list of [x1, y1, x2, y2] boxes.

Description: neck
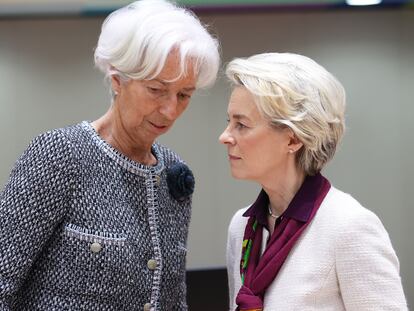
[[262, 164, 306, 216], [91, 107, 156, 165]]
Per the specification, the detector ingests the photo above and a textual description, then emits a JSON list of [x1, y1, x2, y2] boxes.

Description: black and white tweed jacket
[[0, 121, 192, 311]]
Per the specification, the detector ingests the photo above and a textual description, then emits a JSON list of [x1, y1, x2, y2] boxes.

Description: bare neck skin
[[91, 107, 157, 166], [263, 164, 306, 235]]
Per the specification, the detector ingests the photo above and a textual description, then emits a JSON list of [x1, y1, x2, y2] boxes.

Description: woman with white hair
[[0, 1, 219, 310], [220, 53, 407, 310]]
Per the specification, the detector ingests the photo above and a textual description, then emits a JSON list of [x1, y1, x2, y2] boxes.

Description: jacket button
[[154, 175, 161, 186], [90, 242, 102, 253], [147, 259, 157, 270], [143, 302, 152, 311]]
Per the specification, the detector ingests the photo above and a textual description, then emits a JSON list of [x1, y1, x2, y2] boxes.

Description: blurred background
[[1, 0, 413, 308]]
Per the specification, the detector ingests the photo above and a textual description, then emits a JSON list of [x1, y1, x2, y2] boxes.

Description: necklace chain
[[268, 204, 278, 219]]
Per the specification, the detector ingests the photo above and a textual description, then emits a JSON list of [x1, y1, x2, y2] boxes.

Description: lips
[[150, 122, 167, 128], [149, 121, 169, 131], [228, 154, 241, 160]]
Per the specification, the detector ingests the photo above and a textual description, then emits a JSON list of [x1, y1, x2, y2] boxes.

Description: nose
[[159, 95, 178, 121], [219, 126, 235, 145]]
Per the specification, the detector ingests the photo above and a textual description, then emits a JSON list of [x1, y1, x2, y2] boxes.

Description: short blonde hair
[[226, 53, 346, 175]]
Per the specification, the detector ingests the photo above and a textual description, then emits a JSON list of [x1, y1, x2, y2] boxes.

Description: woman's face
[[112, 50, 196, 145], [219, 86, 294, 183]]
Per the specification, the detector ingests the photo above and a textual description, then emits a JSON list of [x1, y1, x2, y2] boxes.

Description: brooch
[[166, 162, 195, 202]]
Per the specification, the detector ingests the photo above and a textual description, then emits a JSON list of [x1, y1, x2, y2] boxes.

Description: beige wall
[[1, 8, 413, 304]]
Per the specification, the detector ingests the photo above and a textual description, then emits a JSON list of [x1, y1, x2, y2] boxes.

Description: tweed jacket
[[227, 186, 408, 310], [0, 121, 191, 311]]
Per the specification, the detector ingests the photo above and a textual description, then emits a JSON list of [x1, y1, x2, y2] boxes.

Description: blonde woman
[[220, 53, 407, 310]]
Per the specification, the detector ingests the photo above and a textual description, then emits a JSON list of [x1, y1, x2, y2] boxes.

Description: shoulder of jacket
[[25, 126, 75, 156], [34, 122, 85, 146], [154, 142, 184, 167], [320, 186, 382, 229]]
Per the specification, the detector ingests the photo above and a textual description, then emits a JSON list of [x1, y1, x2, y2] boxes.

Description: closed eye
[[148, 87, 162, 93], [147, 87, 169, 97], [178, 92, 192, 101]]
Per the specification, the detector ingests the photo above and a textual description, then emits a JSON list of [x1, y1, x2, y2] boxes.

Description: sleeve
[[227, 210, 245, 311], [173, 237, 189, 310], [172, 197, 192, 310], [335, 207, 408, 310], [0, 130, 75, 309], [227, 224, 236, 311], [174, 270, 188, 310]]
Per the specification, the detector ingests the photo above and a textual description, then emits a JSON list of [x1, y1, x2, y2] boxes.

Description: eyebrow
[[153, 79, 195, 92], [182, 87, 196, 92], [230, 113, 250, 121]]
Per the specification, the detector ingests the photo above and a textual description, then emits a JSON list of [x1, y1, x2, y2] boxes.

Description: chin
[[230, 170, 249, 180]]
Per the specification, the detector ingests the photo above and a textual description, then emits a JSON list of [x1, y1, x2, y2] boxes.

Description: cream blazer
[[227, 187, 408, 311]]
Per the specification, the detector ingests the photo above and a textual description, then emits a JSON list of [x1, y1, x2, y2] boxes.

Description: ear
[[111, 75, 122, 96], [286, 128, 303, 154]]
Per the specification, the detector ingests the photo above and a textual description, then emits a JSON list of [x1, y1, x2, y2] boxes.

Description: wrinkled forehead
[[149, 50, 198, 84]]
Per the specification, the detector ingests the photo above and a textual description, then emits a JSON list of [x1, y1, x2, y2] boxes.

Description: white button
[[154, 175, 161, 186], [90, 242, 102, 253], [147, 259, 157, 270], [143, 303, 151, 311]]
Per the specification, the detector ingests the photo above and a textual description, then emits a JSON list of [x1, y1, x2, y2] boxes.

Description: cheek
[[241, 136, 284, 166], [121, 100, 158, 128], [238, 138, 263, 164], [246, 147, 270, 170], [134, 100, 159, 119], [177, 101, 190, 116]]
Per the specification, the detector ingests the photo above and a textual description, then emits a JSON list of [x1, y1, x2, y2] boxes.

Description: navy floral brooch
[[166, 162, 195, 202]]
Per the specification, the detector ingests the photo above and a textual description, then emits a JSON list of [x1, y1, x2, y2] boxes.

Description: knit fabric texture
[[0, 121, 191, 311]]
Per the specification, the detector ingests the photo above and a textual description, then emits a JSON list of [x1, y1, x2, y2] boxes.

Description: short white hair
[[94, 0, 220, 93], [226, 53, 346, 175]]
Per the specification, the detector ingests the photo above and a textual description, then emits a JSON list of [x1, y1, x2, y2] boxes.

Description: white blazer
[[227, 187, 408, 311]]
